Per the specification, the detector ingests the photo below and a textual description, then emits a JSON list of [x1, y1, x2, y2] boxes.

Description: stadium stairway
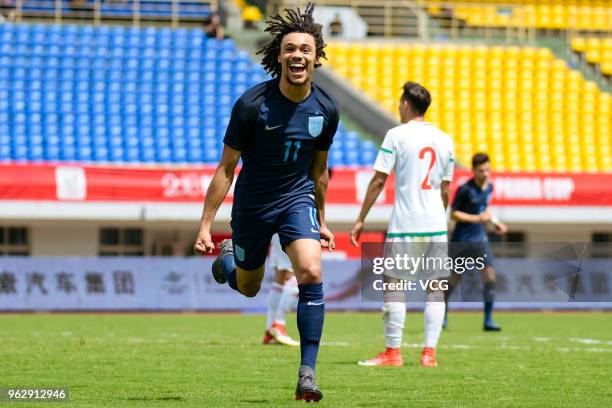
[[571, 37, 612, 87]]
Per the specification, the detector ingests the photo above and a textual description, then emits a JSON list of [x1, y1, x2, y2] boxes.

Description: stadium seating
[[326, 42, 612, 173], [422, 0, 612, 31], [18, 0, 211, 20], [571, 37, 612, 77], [0, 23, 372, 166]]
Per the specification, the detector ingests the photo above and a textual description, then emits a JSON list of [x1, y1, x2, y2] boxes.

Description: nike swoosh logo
[[311, 228, 319, 234], [307, 301, 324, 306], [265, 124, 283, 131]]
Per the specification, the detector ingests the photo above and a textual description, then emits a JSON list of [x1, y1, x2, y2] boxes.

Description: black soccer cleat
[[295, 365, 323, 403], [484, 320, 502, 332], [211, 239, 233, 284]]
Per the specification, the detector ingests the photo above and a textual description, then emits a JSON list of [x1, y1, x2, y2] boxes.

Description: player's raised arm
[[350, 171, 388, 246], [194, 145, 241, 254], [310, 149, 335, 251]]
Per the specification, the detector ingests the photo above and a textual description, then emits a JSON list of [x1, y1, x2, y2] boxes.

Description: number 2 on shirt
[[419, 146, 436, 190], [283, 140, 301, 162]]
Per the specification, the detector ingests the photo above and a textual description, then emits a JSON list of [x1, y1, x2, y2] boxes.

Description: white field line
[[320, 341, 349, 346], [500, 344, 530, 350], [558, 347, 612, 353], [403, 335, 612, 353], [402, 343, 471, 349], [569, 337, 603, 345]]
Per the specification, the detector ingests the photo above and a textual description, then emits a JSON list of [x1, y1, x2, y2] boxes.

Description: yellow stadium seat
[[439, 1, 612, 30], [242, 6, 263, 23], [586, 49, 602, 64], [326, 40, 610, 172], [601, 62, 612, 76]]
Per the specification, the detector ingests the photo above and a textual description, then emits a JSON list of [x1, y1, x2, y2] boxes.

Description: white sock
[[266, 282, 283, 328], [383, 302, 405, 349], [423, 296, 445, 348], [274, 276, 299, 325]]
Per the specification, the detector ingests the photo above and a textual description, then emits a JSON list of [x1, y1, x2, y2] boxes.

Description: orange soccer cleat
[[268, 322, 300, 347], [262, 330, 277, 345], [420, 347, 438, 367], [358, 347, 403, 366]]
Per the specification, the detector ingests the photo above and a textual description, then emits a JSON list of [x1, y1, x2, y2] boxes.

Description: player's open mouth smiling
[[289, 63, 306, 74]]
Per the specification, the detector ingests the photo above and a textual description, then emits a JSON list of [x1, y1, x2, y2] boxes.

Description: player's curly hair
[[256, 2, 326, 77]]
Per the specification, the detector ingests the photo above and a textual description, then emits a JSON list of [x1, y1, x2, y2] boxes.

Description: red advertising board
[[1, 164, 611, 206]]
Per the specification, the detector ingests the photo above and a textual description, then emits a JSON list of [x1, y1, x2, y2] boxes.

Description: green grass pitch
[[1, 312, 611, 407]]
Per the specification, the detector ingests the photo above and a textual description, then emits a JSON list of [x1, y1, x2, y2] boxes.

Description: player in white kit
[[263, 234, 300, 346], [350, 82, 455, 367]]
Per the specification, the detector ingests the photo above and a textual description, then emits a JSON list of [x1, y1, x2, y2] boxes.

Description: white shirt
[[373, 121, 455, 236], [269, 233, 293, 271]]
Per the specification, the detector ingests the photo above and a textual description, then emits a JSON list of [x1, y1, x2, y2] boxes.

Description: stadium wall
[[0, 218, 609, 257], [1, 257, 610, 312]]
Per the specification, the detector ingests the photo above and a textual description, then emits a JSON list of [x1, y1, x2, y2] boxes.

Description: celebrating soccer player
[[350, 82, 455, 367], [445, 152, 507, 331], [193, 3, 338, 403]]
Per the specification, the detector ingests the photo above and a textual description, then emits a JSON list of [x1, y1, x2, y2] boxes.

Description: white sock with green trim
[[383, 302, 405, 349]]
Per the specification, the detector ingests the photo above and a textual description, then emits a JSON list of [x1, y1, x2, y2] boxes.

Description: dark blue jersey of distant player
[[224, 78, 339, 216], [450, 178, 494, 243]]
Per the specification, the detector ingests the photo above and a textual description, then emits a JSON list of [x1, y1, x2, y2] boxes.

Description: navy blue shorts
[[230, 205, 321, 270]]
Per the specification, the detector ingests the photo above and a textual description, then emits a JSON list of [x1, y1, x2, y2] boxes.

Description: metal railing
[[269, 0, 421, 38], [269, 0, 536, 43], [419, 1, 536, 44], [9, 0, 217, 28]]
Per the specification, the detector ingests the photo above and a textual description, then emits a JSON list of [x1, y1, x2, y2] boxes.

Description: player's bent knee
[[296, 265, 321, 284], [239, 281, 262, 297], [236, 265, 265, 297]]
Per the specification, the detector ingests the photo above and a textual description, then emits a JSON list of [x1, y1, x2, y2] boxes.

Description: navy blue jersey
[[224, 79, 339, 215], [450, 178, 493, 242]]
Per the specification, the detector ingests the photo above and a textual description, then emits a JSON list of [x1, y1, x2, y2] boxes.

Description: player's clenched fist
[[319, 226, 335, 252], [194, 229, 215, 255]]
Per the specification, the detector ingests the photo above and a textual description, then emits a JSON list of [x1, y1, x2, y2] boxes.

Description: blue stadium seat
[[109, 146, 125, 162], [344, 150, 359, 165], [1, 23, 365, 164], [359, 150, 377, 166], [77, 146, 93, 161], [29, 145, 45, 161], [0, 145, 11, 160]]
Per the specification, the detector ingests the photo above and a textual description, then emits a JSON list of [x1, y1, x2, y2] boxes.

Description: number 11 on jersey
[[284, 140, 301, 162]]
